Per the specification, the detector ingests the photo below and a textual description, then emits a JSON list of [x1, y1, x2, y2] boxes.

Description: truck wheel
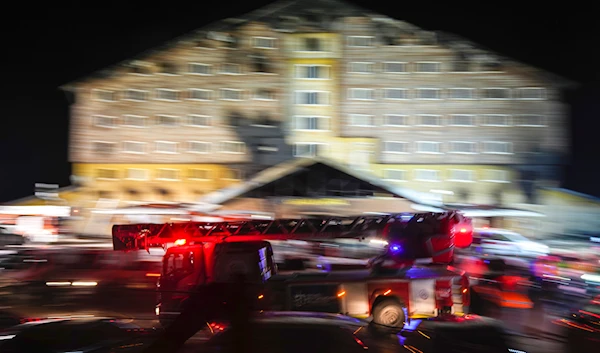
[[372, 298, 405, 328]]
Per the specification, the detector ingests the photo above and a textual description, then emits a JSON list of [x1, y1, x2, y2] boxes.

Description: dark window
[[304, 38, 321, 51], [161, 62, 177, 74], [253, 55, 269, 73]]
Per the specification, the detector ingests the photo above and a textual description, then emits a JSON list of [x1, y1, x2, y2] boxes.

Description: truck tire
[[372, 298, 406, 328]]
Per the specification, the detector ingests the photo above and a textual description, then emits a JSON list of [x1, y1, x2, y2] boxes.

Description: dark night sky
[[0, 1, 598, 202]]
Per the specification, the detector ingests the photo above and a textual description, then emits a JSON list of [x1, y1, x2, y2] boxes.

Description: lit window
[[93, 115, 116, 128], [517, 88, 545, 100], [383, 62, 407, 73], [415, 169, 440, 181], [220, 63, 241, 74], [348, 62, 374, 74], [123, 115, 147, 127], [220, 141, 245, 154], [382, 141, 409, 153], [295, 116, 327, 130], [295, 91, 328, 105], [93, 141, 116, 154], [449, 169, 474, 182], [349, 114, 374, 126], [448, 88, 475, 99], [223, 169, 243, 180], [221, 89, 243, 101], [189, 63, 211, 75], [416, 141, 441, 153], [126, 168, 149, 180], [416, 88, 441, 99], [482, 114, 511, 126], [156, 89, 180, 101], [156, 169, 179, 180], [188, 115, 211, 127], [189, 89, 212, 101], [418, 115, 442, 126], [293, 143, 324, 157], [93, 89, 117, 102], [415, 62, 441, 73], [123, 141, 146, 154], [482, 88, 510, 99], [516, 114, 546, 127], [383, 169, 406, 181], [124, 89, 148, 101], [188, 141, 211, 153], [449, 141, 477, 154], [483, 169, 510, 183], [295, 65, 330, 79], [385, 115, 408, 126], [348, 36, 374, 47], [157, 115, 178, 126], [482, 142, 512, 154], [189, 169, 211, 180], [449, 115, 475, 126], [253, 37, 276, 49], [384, 88, 408, 100], [97, 169, 119, 180], [348, 88, 374, 101], [155, 141, 178, 154]]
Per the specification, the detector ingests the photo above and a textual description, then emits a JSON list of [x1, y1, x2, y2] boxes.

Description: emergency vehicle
[[111, 211, 474, 328]]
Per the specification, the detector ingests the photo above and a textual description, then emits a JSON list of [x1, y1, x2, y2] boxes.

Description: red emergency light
[[454, 223, 473, 248]]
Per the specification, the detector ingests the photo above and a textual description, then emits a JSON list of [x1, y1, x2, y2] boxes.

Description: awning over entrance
[[199, 157, 442, 207]]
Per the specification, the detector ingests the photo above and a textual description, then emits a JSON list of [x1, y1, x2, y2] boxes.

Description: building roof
[[198, 157, 443, 207], [4, 185, 80, 206], [59, 0, 576, 90], [443, 203, 546, 218]]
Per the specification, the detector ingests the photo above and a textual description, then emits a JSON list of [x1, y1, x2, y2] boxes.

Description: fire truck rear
[[111, 211, 473, 328]]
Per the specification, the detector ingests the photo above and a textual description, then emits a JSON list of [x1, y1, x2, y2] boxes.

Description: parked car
[[472, 228, 549, 258], [0, 227, 25, 247]]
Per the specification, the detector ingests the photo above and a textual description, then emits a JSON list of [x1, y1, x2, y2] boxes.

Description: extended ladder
[[112, 211, 470, 251]]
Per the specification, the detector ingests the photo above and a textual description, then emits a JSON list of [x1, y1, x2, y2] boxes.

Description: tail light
[[208, 322, 228, 333], [353, 335, 368, 349]]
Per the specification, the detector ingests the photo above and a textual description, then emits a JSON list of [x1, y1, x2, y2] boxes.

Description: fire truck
[[111, 211, 473, 328]]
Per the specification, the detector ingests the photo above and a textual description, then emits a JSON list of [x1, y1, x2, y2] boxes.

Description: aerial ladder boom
[[112, 211, 473, 265]]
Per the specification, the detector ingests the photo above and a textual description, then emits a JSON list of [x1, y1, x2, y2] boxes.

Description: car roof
[[474, 228, 519, 235]]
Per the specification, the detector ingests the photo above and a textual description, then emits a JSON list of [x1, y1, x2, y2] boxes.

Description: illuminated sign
[[283, 198, 350, 206]]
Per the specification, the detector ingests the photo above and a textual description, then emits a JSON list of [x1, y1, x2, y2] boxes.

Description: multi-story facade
[[62, 0, 571, 206]]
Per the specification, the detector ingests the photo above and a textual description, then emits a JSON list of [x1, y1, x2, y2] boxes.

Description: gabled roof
[[60, 0, 576, 90], [198, 157, 443, 206]]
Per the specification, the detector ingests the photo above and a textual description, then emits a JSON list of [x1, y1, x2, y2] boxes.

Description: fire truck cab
[[155, 239, 276, 325]]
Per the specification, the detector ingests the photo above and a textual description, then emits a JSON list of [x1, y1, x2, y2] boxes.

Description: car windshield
[[500, 232, 530, 242]]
